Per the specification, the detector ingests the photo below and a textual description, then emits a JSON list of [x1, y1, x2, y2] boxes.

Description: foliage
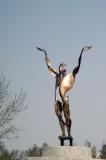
[[84, 140, 92, 148], [1, 141, 106, 159], [0, 73, 26, 140], [91, 145, 97, 158], [42, 142, 48, 147], [0, 142, 49, 159], [0, 142, 11, 160], [84, 140, 97, 158], [40, 142, 48, 156], [100, 142, 106, 159], [25, 144, 40, 157], [0, 142, 26, 160]]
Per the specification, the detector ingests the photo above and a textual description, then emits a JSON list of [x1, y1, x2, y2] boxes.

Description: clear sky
[[0, 0, 106, 151]]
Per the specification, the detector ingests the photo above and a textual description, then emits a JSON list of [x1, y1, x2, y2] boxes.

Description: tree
[[84, 140, 92, 148], [91, 145, 97, 158], [84, 140, 97, 158], [0, 142, 11, 160], [100, 142, 106, 159], [42, 142, 48, 147], [0, 142, 49, 159], [0, 142, 24, 160], [25, 144, 40, 157], [0, 73, 26, 140]]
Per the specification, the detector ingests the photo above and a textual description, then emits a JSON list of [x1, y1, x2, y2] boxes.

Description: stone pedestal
[[26, 146, 98, 160], [42, 146, 92, 158]]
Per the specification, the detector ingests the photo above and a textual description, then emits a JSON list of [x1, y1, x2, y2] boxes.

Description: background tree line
[[0, 141, 106, 160]]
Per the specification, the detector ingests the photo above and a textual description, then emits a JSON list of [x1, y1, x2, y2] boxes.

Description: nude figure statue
[[36, 46, 92, 137]]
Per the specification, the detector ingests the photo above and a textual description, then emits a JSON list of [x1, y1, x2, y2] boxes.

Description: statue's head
[[59, 63, 67, 76]]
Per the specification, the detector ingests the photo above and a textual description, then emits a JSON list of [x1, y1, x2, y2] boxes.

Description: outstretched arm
[[72, 46, 92, 78], [36, 47, 57, 77]]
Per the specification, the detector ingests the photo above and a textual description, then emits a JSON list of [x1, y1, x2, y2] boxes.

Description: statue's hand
[[36, 47, 47, 55], [83, 46, 92, 52]]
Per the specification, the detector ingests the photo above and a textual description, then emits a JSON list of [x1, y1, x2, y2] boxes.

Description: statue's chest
[[60, 73, 75, 90]]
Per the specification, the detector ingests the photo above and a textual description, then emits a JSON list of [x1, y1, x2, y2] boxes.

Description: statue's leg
[[59, 118, 65, 137], [54, 100, 65, 136], [59, 87, 65, 104], [66, 119, 72, 137], [63, 96, 72, 136]]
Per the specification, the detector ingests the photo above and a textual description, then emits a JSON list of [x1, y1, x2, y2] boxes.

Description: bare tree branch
[[0, 73, 26, 140]]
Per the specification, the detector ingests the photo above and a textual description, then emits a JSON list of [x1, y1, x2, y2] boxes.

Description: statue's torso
[[59, 72, 75, 98]]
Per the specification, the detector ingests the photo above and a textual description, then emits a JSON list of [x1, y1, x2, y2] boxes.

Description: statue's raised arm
[[72, 46, 92, 78], [36, 47, 57, 77], [59, 46, 92, 102]]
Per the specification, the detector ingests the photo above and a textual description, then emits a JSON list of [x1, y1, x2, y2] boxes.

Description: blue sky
[[0, 0, 106, 150]]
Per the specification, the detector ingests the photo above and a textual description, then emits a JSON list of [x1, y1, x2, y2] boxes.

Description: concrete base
[[26, 146, 94, 160], [26, 158, 102, 160], [42, 146, 92, 159]]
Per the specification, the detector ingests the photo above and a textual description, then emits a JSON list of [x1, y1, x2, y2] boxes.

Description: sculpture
[[36, 46, 92, 138]]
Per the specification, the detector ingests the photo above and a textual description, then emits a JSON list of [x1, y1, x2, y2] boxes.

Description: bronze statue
[[36, 46, 92, 137]]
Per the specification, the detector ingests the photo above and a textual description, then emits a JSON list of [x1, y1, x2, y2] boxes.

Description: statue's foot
[[67, 130, 72, 137], [68, 134, 72, 137], [67, 134, 73, 139], [59, 134, 66, 138]]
